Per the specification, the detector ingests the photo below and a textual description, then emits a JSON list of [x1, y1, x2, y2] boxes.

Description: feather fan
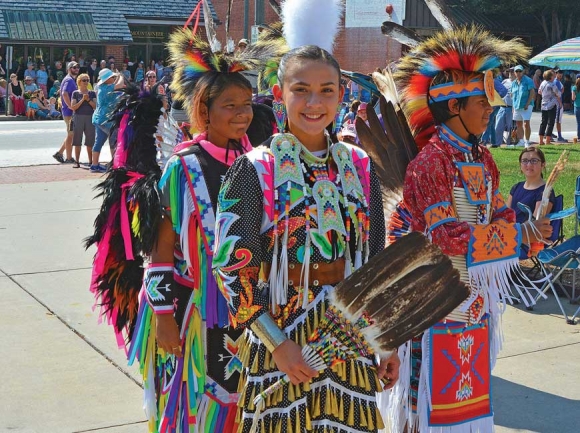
[[249, 232, 469, 431], [355, 69, 417, 245]]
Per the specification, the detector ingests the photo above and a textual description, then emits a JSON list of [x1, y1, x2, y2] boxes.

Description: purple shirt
[[60, 75, 78, 117]]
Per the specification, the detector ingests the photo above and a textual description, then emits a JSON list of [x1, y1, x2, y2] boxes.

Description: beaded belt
[[260, 258, 345, 287]]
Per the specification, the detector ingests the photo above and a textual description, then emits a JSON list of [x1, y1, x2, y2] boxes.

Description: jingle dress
[[396, 125, 531, 432], [128, 133, 252, 432], [213, 133, 386, 433]]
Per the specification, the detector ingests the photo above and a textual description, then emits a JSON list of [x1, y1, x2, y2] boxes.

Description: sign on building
[[345, 0, 405, 28]]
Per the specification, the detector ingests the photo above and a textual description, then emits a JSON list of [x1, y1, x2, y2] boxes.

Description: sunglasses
[[521, 158, 541, 165], [80, 79, 89, 82], [147, 76, 155, 79]]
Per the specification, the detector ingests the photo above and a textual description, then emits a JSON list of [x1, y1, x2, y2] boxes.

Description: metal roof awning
[[3, 10, 100, 41]]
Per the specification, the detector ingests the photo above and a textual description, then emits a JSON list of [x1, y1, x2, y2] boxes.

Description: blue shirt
[[494, 76, 508, 98], [36, 69, 48, 85], [92, 82, 119, 127], [511, 75, 535, 110]]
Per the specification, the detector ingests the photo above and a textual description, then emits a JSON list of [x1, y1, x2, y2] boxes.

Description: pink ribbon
[[120, 171, 145, 260]]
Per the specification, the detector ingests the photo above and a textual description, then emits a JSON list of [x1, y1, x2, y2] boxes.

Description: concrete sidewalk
[[0, 165, 579, 433]]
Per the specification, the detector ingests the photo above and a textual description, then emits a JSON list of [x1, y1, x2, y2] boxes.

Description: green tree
[[452, 0, 580, 45]]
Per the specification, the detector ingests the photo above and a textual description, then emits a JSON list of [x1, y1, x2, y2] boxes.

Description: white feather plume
[[281, 0, 344, 52]]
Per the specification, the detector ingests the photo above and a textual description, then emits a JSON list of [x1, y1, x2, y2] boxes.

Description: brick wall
[[104, 45, 127, 63], [210, 2, 401, 74]]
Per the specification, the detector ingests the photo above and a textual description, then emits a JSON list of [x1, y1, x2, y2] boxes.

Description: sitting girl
[[48, 97, 61, 119], [507, 146, 556, 258]]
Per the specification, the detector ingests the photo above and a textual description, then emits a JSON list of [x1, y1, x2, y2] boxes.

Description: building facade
[[0, 0, 215, 76]]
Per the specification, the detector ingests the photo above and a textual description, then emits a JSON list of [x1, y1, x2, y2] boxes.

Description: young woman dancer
[[213, 43, 400, 433]]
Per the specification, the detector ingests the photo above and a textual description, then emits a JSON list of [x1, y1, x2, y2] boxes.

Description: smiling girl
[[127, 31, 255, 432], [212, 44, 399, 432]]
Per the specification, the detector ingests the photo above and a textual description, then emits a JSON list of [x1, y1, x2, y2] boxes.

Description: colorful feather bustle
[[85, 85, 166, 345], [394, 26, 530, 149]]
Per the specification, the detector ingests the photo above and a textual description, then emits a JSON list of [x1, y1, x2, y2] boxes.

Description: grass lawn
[[490, 144, 580, 240]]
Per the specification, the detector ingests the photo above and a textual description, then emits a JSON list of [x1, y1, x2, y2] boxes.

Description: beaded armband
[[143, 263, 175, 314], [250, 313, 288, 353], [424, 201, 458, 234]]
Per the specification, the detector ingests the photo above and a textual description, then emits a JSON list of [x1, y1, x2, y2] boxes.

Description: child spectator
[[121, 63, 131, 81], [48, 97, 62, 119], [134, 60, 145, 84]]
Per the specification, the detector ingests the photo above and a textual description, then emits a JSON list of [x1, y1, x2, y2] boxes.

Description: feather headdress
[[394, 26, 530, 149], [239, 0, 344, 92]]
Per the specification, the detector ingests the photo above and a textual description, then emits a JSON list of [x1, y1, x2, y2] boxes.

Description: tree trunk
[[540, 13, 551, 45], [551, 9, 559, 43]]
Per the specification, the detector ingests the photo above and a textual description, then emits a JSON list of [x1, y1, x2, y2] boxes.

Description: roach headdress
[[168, 29, 245, 112], [394, 26, 530, 149]]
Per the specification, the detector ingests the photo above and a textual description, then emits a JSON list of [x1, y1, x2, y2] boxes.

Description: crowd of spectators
[[1, 55, 175, 118]]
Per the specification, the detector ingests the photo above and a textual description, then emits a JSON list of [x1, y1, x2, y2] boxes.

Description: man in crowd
[[52, 61, 79, 163], [511, 65, 535, 147], [494, 67, 516, 147], [553, 69, 568, 142]]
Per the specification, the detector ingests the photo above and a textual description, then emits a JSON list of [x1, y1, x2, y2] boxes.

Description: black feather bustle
[[85, 84, 165, 342]]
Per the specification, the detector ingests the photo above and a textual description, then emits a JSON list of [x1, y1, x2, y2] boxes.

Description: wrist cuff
[[250, 314, 287, 353], [144, 263, 175, 314]]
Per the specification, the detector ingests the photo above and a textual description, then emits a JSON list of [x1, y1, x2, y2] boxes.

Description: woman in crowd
[[538, 69, 561, 145], [26, 90, 48, 120], [70, 73, 96, 168], [143, 70, 157, 92], [91, 69, 124, 172], [134, 60, 145, 84], [572, 75, 580, 140], [128, 29, 256, 431], [507, 147, 556, 258], [8, 73, 26, 116], [213, 44, 398, 433]]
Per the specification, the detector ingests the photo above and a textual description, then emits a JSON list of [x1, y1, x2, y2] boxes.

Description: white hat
[[97, 68, 115, 85], [341, 123, 357, 139]]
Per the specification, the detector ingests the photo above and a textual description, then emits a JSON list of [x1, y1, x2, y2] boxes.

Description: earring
[[272, 99, 287, 133], [332, 103, 345, 134]]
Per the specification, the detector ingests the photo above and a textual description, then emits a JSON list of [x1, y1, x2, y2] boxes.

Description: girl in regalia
[[128, 30, 257, 431], [212, 1, 400, 430]]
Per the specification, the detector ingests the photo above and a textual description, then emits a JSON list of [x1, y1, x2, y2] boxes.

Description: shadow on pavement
[[493, 376, 579, 432]]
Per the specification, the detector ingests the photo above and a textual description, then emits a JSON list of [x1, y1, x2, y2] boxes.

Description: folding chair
[[529, 176, 580, 324]]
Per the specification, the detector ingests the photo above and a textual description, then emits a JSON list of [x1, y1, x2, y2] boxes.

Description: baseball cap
[[514, 65, 524, 72], [358, 102, 368, 111], [341, 123, 357, 139], [67, 61, 79, 70], [238, 38, 249, 46]]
